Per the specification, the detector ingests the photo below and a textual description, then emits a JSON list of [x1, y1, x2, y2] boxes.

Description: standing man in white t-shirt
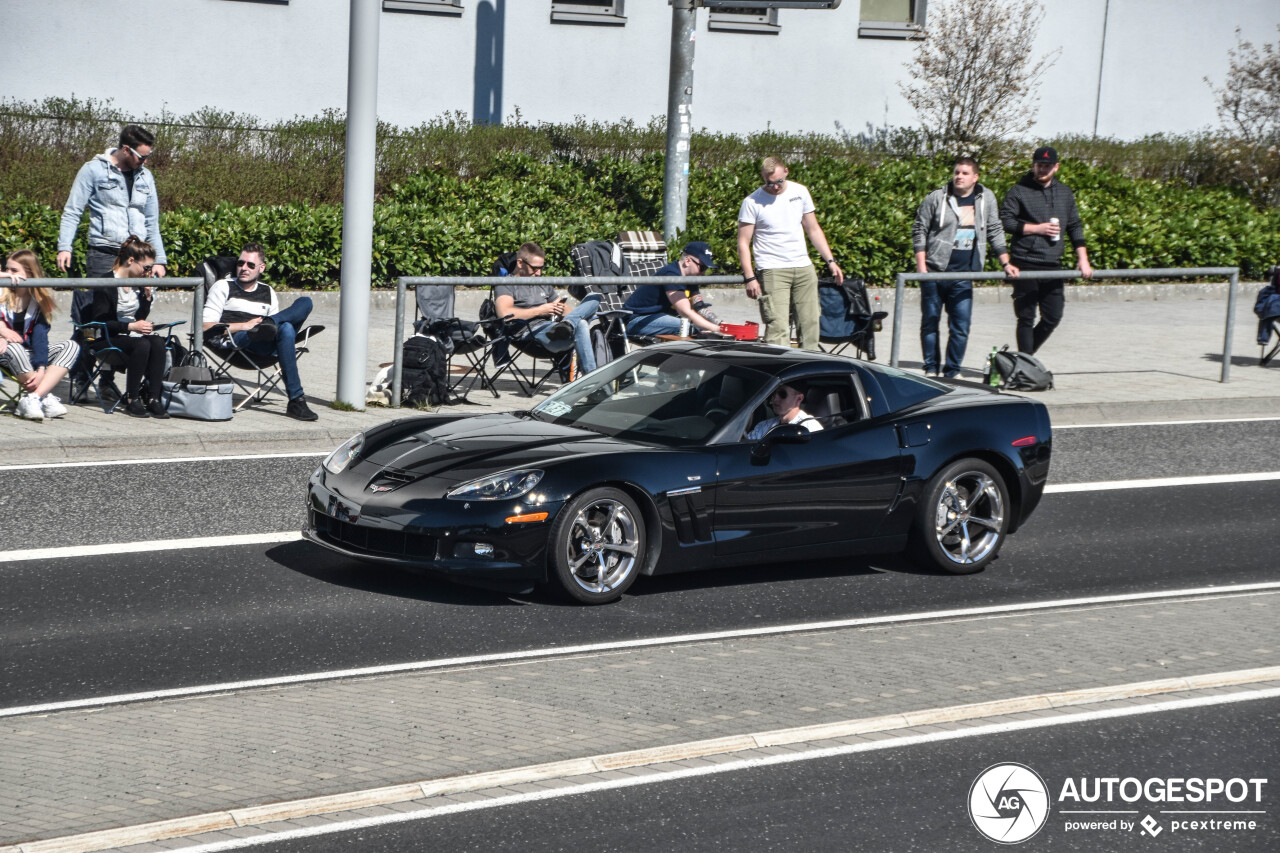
[[736, 157, 843, 349]]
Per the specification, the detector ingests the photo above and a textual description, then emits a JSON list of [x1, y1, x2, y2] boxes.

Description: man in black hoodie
[[1000, 146, 1093, 354]]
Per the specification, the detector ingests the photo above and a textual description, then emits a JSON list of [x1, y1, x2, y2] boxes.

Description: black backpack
[[986, 346, 1054, 392], [402, 335, 449, 407]]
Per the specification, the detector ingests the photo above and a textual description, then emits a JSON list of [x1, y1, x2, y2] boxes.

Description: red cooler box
[[719, 321, 760, 341]]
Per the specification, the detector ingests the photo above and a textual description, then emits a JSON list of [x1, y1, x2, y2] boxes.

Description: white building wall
[[3, 0, 1278, 140]]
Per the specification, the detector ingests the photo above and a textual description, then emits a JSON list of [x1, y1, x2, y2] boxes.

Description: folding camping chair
[[817, 277, 887, 360], [72, 320, 186, 413], [199, 255, 325, 411], [1, 362, 23, 413], [414, 283, 501, 399], [479, 299, 573, 397]]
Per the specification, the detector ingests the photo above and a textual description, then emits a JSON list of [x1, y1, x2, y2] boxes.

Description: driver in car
[[746, 383, 825, 441]]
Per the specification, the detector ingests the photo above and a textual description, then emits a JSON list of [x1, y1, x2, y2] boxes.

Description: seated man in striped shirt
[[201, 242, 317, 421]]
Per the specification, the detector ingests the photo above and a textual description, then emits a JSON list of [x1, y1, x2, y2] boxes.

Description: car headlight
[[323, 433, 365, 475], [446, 469, 544, 501]]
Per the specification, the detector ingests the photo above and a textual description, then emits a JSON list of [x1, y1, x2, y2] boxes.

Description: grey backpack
[[987, 346, 1053, 392]]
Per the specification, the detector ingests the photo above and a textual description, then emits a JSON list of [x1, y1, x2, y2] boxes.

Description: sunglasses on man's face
[[521, 259, 546, 272], [237, 260, 259, 270], [771, 388, 796, 400], [763, 178, 786, 188], [125, 145, 151, 162]]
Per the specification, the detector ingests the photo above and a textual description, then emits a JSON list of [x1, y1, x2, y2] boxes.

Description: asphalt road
[[2, 420, 1278, 706], [244, 695, 1280, 853]]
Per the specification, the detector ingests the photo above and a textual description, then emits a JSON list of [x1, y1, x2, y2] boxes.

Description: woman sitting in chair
[[82, 236, 170, 418], [1, 249, 81, 421]]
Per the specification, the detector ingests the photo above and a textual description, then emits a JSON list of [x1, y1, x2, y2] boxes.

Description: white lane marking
[[175, 685, 1280, 852], [1046, 471, 1280, 493], [0, 451, 327, 471], [4, 583, 1279, 719], [4, 469, 1276, 566], [1057, 416, 1280, 429], [0, 532, 302, 564]]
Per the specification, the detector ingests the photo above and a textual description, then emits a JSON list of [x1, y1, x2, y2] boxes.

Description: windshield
[[531, 350, 770, 446]]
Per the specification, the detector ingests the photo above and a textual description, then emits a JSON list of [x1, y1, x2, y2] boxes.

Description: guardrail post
[[1222, 268, 1238, 383], [192, 281, 205, 354], [392, 278, 407, 408], [891, 272, 906, 368]]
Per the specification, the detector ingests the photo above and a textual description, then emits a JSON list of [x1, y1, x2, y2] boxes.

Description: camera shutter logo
[[969, 763, 1051, 844]]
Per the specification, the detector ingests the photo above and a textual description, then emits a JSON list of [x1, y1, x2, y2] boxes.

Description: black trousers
[[1011, 266, 1067, 354], [114, 335, 167, 400]]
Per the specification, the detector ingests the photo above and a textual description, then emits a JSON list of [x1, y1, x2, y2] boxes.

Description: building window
[[384, 0, 463, 16], [550, 1, 626, 27], [858, 0, 925, 39], [708, 7, 780, 35]]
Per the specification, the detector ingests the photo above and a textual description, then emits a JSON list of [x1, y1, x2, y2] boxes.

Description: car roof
[[652, 340, 854, 377]]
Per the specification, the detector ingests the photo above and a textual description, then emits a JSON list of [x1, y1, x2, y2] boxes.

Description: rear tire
[[549, 487, 645, 604], [908, 458, 1009, 574]]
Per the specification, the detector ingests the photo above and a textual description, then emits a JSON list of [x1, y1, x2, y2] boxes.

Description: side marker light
[[505, 512, 549, 523]]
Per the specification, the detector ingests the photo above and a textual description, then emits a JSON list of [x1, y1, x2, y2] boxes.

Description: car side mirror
[[750, 423, 810, 463]]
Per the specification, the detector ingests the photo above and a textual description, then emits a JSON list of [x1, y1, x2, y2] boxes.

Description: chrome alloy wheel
[[565, 498, 640, 594], [933, 469, 1005, 566]]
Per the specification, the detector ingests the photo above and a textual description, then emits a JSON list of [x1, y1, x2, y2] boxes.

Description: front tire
[[909, 459, 1009, 574], [549, 487, 645, 604]]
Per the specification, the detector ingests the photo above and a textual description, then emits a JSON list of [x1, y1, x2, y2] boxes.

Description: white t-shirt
[[738, 181, 816, 269]]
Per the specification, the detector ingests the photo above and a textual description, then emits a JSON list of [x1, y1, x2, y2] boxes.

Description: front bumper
[[305, 469, 562, 584]]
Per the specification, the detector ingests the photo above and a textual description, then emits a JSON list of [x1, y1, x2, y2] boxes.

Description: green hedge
[[4, 152, 1279, 287]]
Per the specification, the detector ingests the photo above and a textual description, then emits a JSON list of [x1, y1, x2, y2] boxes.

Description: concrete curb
[[8, 665, 1278, 853]]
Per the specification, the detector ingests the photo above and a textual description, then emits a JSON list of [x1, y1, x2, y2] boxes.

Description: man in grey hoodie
[[57, 124, 168, 279], [912, 157, 1018, 378]]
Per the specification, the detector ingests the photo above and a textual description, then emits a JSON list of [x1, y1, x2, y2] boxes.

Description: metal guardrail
[[5, 277, 209, 352], [891, 268, 1241, 383], [391, 275, 746, 408]]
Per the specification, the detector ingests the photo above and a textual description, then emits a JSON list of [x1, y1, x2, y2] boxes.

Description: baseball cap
[[1033, 146, 1059, 164], [683, 241, 718, 269]]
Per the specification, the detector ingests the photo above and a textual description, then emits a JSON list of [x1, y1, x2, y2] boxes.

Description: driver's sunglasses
[[763, 178, 786, 188], [125, 145, 151, 162], [237, 260, 259, 270], [771, 388, 794, 400]]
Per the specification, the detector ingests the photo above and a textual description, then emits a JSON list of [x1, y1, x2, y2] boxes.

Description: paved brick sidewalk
[[1, 592, 1275, 847]]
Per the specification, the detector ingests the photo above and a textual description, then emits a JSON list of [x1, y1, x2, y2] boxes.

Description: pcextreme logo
[[969, 763, 1051, 844]]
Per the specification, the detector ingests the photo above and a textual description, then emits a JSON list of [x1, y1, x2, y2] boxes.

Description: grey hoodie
[[911, 182, 1006, 273]]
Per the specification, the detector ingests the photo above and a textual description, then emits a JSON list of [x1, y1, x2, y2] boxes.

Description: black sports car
[[305, 341, 1051, 604]]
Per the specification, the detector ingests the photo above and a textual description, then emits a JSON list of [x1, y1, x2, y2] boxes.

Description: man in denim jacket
[[57, 125, 168, 279]]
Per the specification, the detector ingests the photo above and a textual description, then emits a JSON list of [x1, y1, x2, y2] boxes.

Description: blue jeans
[[231, 296, 312, 400], [920, 280, 973, 376], [532, 294, 601, 373], [626, 312, 683, 337]]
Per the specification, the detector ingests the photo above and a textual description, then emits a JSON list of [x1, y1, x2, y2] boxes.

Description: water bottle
[[679, 318, 690, 338], [987, 346, 1001, 387], [873, 294, 883, 331]]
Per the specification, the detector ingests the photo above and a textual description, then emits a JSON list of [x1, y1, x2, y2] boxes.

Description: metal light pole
[[663, 0, 697, 245], [336, 0, 381, 409]]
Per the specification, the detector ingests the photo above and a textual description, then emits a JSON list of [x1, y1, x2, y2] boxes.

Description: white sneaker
[[41, 394, 68, 418], [16, 394, 45, 422]]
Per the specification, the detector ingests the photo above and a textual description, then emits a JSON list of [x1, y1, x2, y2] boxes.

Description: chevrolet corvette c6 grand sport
[[305, 341, 1051, 604]]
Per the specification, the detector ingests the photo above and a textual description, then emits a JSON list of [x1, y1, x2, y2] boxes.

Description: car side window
[[739, 374, 862, 441]]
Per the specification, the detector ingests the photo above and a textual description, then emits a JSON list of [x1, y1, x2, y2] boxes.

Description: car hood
[[355, 413, 634, 483]]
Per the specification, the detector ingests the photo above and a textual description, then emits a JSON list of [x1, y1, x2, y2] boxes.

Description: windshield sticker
[[539, 401, 572, 417]]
